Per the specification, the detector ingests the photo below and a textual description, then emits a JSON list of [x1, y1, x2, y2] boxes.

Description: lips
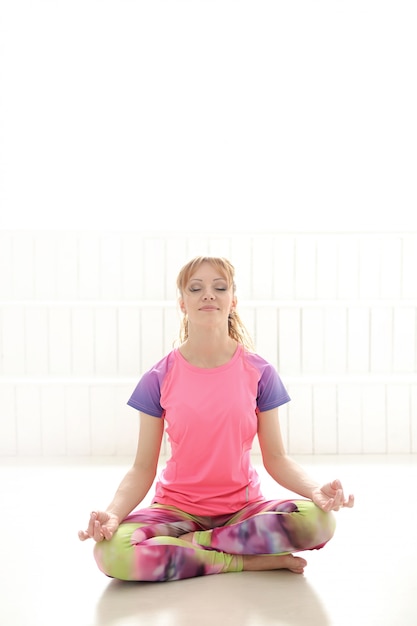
[[199, 307, 219, 311]]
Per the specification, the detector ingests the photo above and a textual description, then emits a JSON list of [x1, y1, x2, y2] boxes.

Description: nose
[[202, 287, 215, 300]]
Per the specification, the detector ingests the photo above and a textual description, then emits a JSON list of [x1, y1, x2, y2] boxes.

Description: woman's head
[[176, 256, 236, 296], [175, 256, 254, 350]]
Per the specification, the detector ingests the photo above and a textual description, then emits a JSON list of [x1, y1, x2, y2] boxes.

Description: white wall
[[1, 3, 416, 456], [0, 229, 416, 457]]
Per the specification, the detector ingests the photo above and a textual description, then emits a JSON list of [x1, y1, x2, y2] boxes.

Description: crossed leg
[[94, 499, 336, 582]]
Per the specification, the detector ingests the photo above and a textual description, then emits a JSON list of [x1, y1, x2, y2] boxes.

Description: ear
[[179, 298, 186, 313]]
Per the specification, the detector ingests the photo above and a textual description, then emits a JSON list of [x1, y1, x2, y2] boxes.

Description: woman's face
[[179, 261, 236, 328]]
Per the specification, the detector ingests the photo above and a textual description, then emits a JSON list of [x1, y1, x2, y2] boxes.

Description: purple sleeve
[[127, 353, 173, 417], [250, 356, 291, 412], [127, 371, 164, 417]]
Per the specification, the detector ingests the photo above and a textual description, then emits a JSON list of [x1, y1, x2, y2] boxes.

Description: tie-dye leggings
[[93, 498, 336, 582]]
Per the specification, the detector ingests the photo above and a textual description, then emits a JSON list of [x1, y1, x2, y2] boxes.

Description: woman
[[79, 256, 354, 582]]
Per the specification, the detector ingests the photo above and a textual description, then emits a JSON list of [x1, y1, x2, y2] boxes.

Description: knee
[[296, 500, 337, 547], [94, 522, 139, 581]]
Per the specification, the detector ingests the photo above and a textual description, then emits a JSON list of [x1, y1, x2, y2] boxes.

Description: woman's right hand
[[78, 511, 120, 542]]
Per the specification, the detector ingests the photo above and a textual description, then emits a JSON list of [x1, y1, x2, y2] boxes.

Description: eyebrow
[[189, 278, 226, 282]]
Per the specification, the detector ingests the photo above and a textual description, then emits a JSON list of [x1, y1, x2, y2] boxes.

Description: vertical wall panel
[[165, 237, 189, 300], [120, 233, 145, 300], [78, 234, 100, 299], [337, 235, 359, 299], [41, 384, 67, 455], [55, 232, 78, 300], [208, 237, 232, 258], [313, 384, 337, 453], [65, 384, 91, 455], [0, 232, 12, 299], [359, 236, 381, 299], [72, 308, 95, 375], [252, 238, 274, 299], [25, 307, 49, 375], [337, 383, 362, 453], [362, 384, 386, 453], [140, 308, 164, 373], [278, 307, 301, 375], [272, 236, 295, 300], [230, 234, 253, 300], [49, 307, 72, 375], [347, 307, 370, 373], [16, 384, 42, 455], [295, 236, 316, 299], [316, 236, 338, 300], [143, 238, 166, 299], [393, 307, 416, 372], [0, 384, 16, 454], [34, 234, 56, 299], [380, 236, 402, 299], [386, 385, 410, 453], [114, 385, 139, 456], [94, 307, 118, 376], [324, 307, 347, 373], [287, 383, 313, 454], [370, 307, 393, 373], [185, 236, 211, 260], [164, 306, 180, 353], [12, 232, 35, 299], [301, 308, 324, 374], [90, 386, 117, 455], [100, 234, 122, 300], [0, 308, 2, 376], [411, 384, 417, 453], [239, 306, 255, 349], [402, 235, 417, 299], [1, 305, 25, 374], [118, 307, 141, 376], [255, 308, 278, 368]]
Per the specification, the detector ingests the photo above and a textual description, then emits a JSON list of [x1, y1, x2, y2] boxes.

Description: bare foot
[[276, 554, 307, 574], [180, 532, 307, 574], [243, 553, 307, 574]]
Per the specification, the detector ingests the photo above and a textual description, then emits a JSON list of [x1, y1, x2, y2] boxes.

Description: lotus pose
[[79, 256, 354, 582]]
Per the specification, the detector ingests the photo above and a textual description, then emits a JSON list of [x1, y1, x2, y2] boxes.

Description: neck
[[179, 336, 238, 368]]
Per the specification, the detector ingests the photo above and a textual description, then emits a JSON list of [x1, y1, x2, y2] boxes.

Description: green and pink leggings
[[94, 499, 336, 582]]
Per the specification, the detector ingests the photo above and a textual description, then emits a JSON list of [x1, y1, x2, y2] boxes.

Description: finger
[[330, 478, 342, 491], [321, 498, 335, 512], [78, 530, 90, 541], [344, 494, 355, 508], [93, 519, 105, 542], [332, 488, 344, 508], [102, 526, 114, 541], [87, 511, 98, 537]]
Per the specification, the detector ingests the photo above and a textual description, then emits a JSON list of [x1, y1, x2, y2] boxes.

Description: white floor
[[1, 454, 416, 626]]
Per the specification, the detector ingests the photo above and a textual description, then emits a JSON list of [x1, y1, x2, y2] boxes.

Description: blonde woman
[[79, 256, 354, 581]]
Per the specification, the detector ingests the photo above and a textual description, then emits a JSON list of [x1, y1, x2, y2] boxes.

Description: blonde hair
[[175, 256, 254, 351]]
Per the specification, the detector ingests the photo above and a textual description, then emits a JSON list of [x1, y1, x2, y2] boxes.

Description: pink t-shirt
[[127, 344, 290, 515]]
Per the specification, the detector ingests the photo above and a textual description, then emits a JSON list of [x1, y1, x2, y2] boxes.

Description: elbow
[[262, 450, 288, 475], [131, 462, 158, 486]]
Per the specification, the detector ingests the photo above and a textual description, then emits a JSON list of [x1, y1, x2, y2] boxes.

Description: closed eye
[[189, 287, 228, 292]]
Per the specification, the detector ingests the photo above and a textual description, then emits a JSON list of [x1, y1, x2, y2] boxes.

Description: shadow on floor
[[95, 570, 331, 626]]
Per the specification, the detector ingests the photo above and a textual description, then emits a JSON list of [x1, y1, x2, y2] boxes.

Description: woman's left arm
[[257, 408, 354, 511]]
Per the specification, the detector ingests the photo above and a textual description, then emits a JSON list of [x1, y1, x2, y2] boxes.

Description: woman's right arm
[[78, 412, 164, 542]]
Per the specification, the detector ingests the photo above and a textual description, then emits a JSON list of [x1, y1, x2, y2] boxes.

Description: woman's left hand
[[312, 479, 355, 512]]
